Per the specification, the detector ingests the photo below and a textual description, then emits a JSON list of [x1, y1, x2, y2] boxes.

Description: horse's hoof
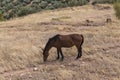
[[60, 59, 64, 62], [56, 57, 59, 60], [75, 57, 79, 60]]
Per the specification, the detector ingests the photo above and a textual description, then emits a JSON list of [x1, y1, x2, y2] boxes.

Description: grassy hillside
[[0, 4, 120, 80], [0, 0, 120, 20]]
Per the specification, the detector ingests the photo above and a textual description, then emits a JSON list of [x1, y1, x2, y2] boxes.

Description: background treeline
[[91, 0, 120, 4], [0, 0, 88, 20], [0, 0, 120, 21], [114, 2, 120, 19]]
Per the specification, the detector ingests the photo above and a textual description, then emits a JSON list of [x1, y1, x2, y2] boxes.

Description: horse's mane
[[50, 34, 60, 40], [43, 34, 60, 54]]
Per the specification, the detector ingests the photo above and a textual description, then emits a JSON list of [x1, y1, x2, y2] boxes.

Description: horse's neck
[[44, 45, 52, 53], [45, 39, 54, 52]]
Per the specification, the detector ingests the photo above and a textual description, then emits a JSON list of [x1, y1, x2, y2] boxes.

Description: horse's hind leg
[[79, 47, 82, 58], [76, 46, 82, 59]]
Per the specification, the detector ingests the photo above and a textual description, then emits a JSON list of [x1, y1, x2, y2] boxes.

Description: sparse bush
[[33, 0, 41, 3], [7, 11, 15, 19], [4, 3, 14, 11], [92, 0, 120, 4], [39, 1, 48, 9], [0, 0, 89, 19], [6, 0, 12, 3], [17, 7, 36, 17], [46, 4, 55, 10], [114, 2, 120, 19], [0, 0, 3, 2], [52, 1, 65, 8], [0, 11, 4, 21], [31, 4, 42, 11], [23, 0, 31, 4], [13, 0, 21, 6], [77, 0, 88, 6], [67, 0, 88, 7]]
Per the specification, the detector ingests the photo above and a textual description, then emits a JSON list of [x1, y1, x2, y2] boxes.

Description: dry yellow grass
[[0, 4, 120, 80]]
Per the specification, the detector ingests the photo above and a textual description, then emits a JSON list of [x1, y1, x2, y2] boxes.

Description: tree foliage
[[0, 0, 89, 19], [0, 11, 4, 21], [114, 2, 120, 19]]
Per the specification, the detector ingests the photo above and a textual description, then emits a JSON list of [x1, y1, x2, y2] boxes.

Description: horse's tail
[[80, 34, 84, 46]]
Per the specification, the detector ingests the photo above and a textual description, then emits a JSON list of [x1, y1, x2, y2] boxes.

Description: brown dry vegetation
[[0, 4, 120, 80]]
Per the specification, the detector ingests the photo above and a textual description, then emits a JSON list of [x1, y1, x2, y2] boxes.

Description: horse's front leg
[[56, 48, 60, 60], [76, 46, 82, 59], [60, 48, 64, 61]]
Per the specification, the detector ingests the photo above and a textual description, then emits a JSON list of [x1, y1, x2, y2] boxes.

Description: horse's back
[[69, 34, 84, 45], [69, 34, 83, 41], [56, 34, 74, 47], [56, 34, 83, 47], [58, 34, 83, 41]]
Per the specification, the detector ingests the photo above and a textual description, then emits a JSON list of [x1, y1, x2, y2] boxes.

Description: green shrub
[[67, 0, 78, 7], [6, 0, 12, 3], [46, 4, 55, 10], [92, 0, 120, 4], [17, 7, 36, 17], [67, 0, 88, 7], [31, 4, 41, 11], [0, 11, 4, 21], [0, 0, 89, 19], [52, 1, 65, 8], [0, 0, 3, 2], [4, 13, 10, 19], [77, 0, 88, 6], [39, 1, 48, 9], [4, 3, 14, 11], [13, 1, 21, 6], [23, 0, 31, 4], [114, 2, 120, 19], [32, 0, 41, 3]]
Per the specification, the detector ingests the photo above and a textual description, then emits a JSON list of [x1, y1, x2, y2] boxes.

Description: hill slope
[[0, 0, 88, 19], [0, 5, 120, 80]]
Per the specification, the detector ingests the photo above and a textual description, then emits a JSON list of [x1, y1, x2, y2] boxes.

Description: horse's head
[[42, 35, 59, 62], [39, 47, 47, 62], [42, 38, 52, 62], [43, 50, 49, 62]]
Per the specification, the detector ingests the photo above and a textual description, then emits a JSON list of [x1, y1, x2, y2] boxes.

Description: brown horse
[[43, 34, 84, 62]]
